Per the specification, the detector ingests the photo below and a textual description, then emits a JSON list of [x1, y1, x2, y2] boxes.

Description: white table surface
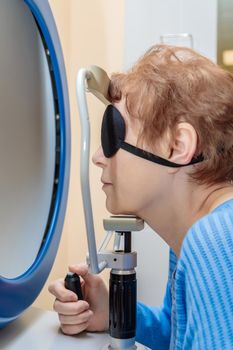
[[0, 307, 148, 350], [0, 307, 110, 350]]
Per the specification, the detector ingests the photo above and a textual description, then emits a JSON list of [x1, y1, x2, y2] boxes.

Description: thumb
[[68, 263, 97, 285]]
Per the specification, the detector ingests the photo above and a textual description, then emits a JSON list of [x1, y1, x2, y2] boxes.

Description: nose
[[92, 146, 107, 168]]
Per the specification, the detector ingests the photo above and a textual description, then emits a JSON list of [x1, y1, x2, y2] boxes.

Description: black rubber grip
[[64, 272, 84, 300], [109, 271, 136, 339]]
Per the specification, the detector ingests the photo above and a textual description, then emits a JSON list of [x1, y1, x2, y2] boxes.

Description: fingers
[[53, 299, 89, 315], [48, 278, 77, 302], [48, 270, 95, 336], [60, 322, 89, 335], [59, 309, 93, 325], [56, 301, 93, 336]]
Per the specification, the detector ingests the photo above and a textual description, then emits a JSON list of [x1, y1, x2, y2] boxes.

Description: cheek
[[104, 157, 138, 214], [117, 174, 154, 211], [108, 155, 163, 214]]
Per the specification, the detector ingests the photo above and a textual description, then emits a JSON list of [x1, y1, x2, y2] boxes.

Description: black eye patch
[[101, 104, 204, 167], [101, 104, 125, 158]]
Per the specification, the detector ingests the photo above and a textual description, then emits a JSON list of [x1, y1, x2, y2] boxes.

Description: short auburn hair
[[108, 44, 233, 185]]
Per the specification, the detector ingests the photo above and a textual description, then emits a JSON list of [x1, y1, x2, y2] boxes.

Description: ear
[[168, 122, 198, 170]]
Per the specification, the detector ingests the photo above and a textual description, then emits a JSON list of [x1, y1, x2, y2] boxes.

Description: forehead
[[113, 100, 140, 130], [112, 100, 127, 118]]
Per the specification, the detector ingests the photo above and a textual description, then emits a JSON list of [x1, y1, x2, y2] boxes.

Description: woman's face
[[92, 100, 169, 216]]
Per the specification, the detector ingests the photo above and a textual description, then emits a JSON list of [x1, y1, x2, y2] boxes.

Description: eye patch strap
[[120, 141, 204, 168]]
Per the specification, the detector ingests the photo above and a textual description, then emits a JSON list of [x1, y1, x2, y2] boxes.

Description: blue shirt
[[136, 199, 233, 349]]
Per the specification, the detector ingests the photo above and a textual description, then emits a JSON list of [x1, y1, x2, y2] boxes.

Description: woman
[[49, 45, 233, 349]]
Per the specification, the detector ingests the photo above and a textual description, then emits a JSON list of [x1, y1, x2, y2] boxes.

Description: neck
[[138, 181, 233, 257]]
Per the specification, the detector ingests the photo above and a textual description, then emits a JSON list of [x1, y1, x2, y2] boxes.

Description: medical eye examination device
[[75, 66, 146, 350], [0, 0, 70, 328]]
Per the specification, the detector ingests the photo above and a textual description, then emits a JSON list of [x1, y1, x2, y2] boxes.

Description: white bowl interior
[[0, 0, 56, 278]]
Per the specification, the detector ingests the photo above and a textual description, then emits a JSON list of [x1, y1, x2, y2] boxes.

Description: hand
[[48, 263, 109, 335]]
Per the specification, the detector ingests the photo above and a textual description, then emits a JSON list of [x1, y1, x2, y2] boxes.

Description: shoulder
[[181, 204, 233, 267], [176, 203, 233, 346], [178, 203, 233, 305]]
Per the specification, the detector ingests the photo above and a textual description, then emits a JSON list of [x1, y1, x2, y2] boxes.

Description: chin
[[106, 204, 122, 215], [106, 199, 137, 216]]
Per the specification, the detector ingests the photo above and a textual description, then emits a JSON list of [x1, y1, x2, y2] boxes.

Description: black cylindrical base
[[109, 270, 136, 340]]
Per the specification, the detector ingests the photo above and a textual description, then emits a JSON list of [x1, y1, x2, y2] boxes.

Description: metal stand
[[102, 340, 147, 350], [96, 216, 145, 350]]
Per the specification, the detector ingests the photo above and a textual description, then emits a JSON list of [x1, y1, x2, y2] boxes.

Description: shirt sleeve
[[136, 280, 172, 349]]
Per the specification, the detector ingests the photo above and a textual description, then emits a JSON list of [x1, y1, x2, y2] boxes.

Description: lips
[[101, 178, 112, 185]]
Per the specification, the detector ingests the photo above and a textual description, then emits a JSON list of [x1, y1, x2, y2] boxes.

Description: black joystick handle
[[65, 272, 84, 300]]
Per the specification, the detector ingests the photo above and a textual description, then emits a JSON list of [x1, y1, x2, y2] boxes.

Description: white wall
[[124, 0, 217, 68], [124, 0, 218, 306]]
